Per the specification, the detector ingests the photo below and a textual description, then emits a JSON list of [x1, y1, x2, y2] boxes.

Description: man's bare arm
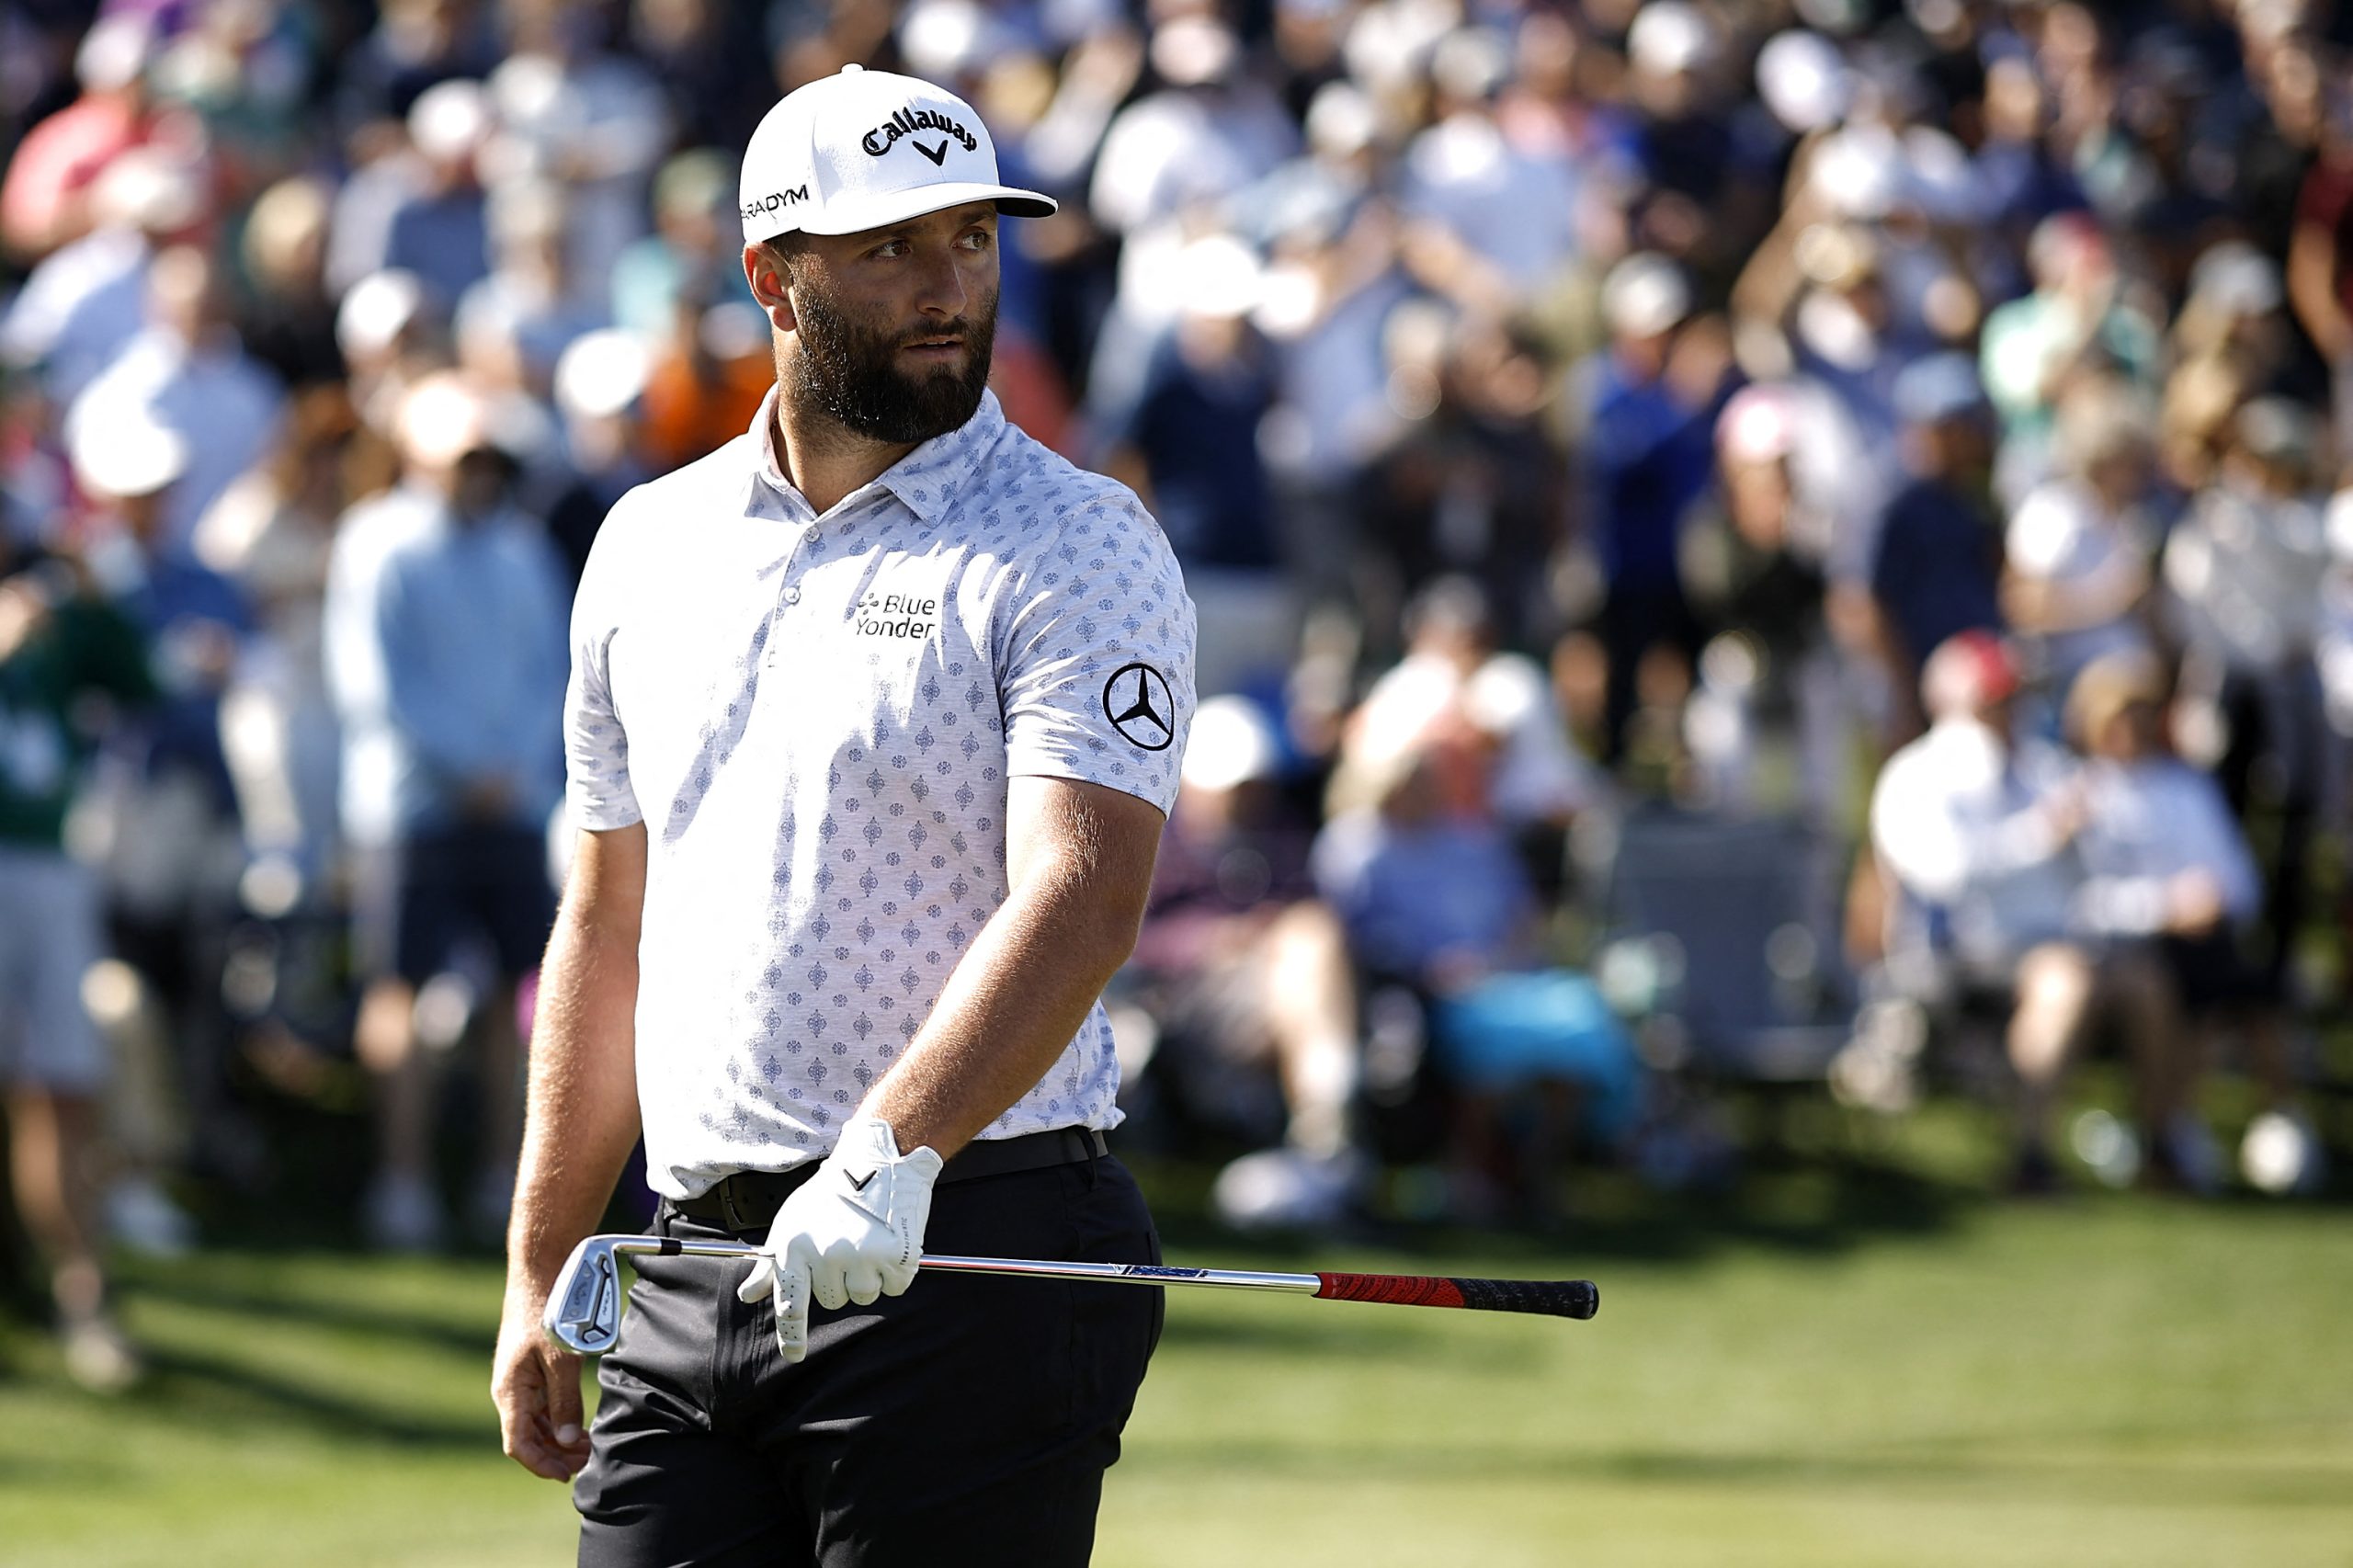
[[859, 776, 1164, 1158], [492, 821, 646, 1480]]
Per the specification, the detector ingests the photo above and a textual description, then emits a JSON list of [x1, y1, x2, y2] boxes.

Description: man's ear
[[743, 243, 799, 335]]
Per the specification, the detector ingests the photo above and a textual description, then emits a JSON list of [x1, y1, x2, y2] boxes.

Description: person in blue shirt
[[1313, 737, 1639, 1223], [324, 371, 571, 1250], [1870, 355, 2006, 734], [1572, 254, 1735, 761]]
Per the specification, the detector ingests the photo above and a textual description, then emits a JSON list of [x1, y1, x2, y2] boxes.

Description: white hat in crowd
[[1182, 696, 1282, 792], [1628, 2, 1720, 76], [335, 269, 428, 363], [736, 65, 1054, 244], [70, 407, 189, 499], [1756, 30, 1852, 133], [1601, 253, 1691, 339], [555, 329, 653, 423], [396, 373, 497, 471], [408, 79, 494, 164]]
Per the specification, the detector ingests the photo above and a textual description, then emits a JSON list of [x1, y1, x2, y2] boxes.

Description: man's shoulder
[[963, 419, 1166, 550], [599, 434, 761, 541]]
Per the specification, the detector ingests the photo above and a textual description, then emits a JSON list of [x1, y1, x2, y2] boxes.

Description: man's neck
[[772, 399, 919, 517]]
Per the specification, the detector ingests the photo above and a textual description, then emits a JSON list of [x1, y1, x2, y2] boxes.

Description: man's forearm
[[506, 901, 642, 1300], [860, 858, 1142, 1160]]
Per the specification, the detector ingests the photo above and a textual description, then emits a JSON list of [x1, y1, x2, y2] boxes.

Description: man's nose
[[911, 246, 969, 318]]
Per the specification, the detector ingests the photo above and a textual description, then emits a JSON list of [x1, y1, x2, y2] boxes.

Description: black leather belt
[[671, 1126, 1108, 1232]]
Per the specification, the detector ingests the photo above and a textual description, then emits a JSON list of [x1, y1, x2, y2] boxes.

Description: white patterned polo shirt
[[565, 388, 1196, 1199]]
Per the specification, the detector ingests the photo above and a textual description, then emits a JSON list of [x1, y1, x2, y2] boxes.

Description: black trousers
[[575, 1155, 1164, 1567]]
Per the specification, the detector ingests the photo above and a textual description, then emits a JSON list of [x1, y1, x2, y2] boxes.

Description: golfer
[[490, 64, 1196, 1566]]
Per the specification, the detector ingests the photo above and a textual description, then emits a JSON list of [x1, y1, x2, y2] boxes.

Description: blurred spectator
[[455, 178, 608, 399], [609, 147, 736, 337], [377, 78, 499, 312], [0, 437, 159, 1391], [1087, 17, 1296, 242], [1127, 696, 1360, 1180], [628, 0, 776, 154], [1099, 233, 1290, 698], [324, 373, 568, 1250], [1, 14, 165, 260], [2, 147, 207, 406], [1979, 214, 2160, 501], [1338, 575, 1597, 872], [334, 0, 505, 135], [68, 398, 256, 1241], [2000, 377, 2160, 704], [1355, 315, 1564, 655], [67, 244, 287, 554], [482, 0, 670, 306], [2162, 397, 2330, 992], [1868, 353, 2003, 735], [2062, 652, 2305, 1192], [1680, 384, 1841, 819], [196, 386, 358, 888], [1870, 631, 2155, 1193], [2175, 240, 2319, 409], [538, 326, 654, 581], [2288, 69, 2353, 451], [234, 175, 347, 392], [1565, 253, 1732, 762], [1396, 26, 1580, 316], [637, 294, 771, 472], [1314, 738, 1639, 1222]]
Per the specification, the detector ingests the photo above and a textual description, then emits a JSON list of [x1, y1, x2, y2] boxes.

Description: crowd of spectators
[[6, 0, 2353, 1386]]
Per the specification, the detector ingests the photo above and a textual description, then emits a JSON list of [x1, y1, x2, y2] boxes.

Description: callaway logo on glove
[[736, 1116, 944, 1362]]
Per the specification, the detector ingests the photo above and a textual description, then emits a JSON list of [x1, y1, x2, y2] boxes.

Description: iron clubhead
[[544, 1235, 623, 1353]]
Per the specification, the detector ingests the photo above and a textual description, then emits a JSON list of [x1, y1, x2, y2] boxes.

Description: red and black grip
[[1313, 1272, 1599, 1320]]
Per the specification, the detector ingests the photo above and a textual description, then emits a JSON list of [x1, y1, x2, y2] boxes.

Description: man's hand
[[2164, 869, 2228, 938], [492, 1288, 591, 1480], [735, 1117, 943, 1363]]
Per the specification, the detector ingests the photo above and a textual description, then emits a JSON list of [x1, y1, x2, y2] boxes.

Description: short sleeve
[[563, 521, 642, 832], [996, 494, 1197, 815]]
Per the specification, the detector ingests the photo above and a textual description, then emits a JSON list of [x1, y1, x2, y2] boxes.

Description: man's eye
[[959, 230, 994, 251]]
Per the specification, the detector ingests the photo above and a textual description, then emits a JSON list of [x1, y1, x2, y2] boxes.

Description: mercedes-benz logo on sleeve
[[1102, 663, 1176, 751]]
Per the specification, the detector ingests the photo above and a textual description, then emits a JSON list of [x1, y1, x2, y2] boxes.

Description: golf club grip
[[1313, 1272, 1599, 1319]]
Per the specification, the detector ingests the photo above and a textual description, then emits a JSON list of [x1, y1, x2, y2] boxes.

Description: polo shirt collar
[[742, 384, 1006, 528]]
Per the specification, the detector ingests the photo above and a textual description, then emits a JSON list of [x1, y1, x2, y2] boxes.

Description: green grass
[[4, 1167, 2351, 1567]]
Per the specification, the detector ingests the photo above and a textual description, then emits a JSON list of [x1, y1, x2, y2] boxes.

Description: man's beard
[[789, 281, 996, 445]]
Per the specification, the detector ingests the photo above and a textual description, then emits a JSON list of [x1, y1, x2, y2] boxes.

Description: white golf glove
[[735, 1116, 944, 1363]]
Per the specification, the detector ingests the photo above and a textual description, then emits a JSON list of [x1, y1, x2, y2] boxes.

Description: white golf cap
[[737, 64, 1055, 244], [1601, 253, 1690, 339], [70, 408, 189, 499]]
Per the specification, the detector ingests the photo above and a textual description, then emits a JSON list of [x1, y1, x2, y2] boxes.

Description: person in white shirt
[[2000, 377, 2158, 701], [2063, 651, 2308, 1193], [490, 67, 1196, 1567], [1869, 631, 2175, 1190], [2160, 398, 2330, 998]]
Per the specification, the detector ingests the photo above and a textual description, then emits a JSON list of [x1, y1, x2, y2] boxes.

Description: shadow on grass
[[1144, 1145, 1978, 1275], [1126, 1436, 2353, 1506], [124, 1269, 493, 1360], [134, 1341, 494, 1449]]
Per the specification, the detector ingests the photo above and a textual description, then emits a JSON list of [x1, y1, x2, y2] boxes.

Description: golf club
[[543, 1233, 1598, 1353]]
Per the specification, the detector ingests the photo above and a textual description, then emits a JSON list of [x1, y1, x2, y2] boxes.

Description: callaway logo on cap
[[738, 64, 1056, 243]]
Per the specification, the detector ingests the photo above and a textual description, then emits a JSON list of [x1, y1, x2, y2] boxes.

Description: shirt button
[[784, 586, 801, 606]]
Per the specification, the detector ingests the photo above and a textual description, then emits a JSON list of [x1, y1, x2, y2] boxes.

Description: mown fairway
[[4, 1167, 2350, 1568]]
